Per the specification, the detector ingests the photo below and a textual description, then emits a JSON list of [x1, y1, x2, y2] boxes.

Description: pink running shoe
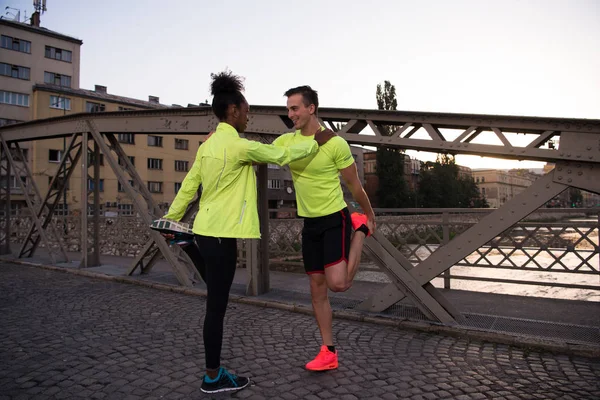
[[305, 345, 338, 371], [350, 212, 371, 237]]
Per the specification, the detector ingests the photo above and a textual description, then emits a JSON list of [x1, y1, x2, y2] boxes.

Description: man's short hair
[[284, 85, 319, 112]]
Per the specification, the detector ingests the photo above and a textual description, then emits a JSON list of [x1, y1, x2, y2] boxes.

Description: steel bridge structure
[[1, 106, 599, 325]]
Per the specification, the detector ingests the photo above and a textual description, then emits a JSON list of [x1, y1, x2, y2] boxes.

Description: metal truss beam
[[0, 138, 68, 263], [246, 165, 270, 296], [19, 133, 83, 259], [360, 172, 570, 312], [85, 121, 201, 286], [358, 231, 460, 324], [0, 107, 597, 165], [79, 133, 101, 268], [0, 138, 11, 255]]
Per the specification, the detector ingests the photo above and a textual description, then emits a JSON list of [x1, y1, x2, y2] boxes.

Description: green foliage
[[569, 188, 582, 207], [417, 154, 488, 208], [376, 80, 399, 136], [376, 147, 413, 207], [375, 80, 413, 207]]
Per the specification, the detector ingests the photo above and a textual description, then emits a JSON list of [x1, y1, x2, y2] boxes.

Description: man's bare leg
[[309, 274, 333, 346], [347, 231, 366, 282]]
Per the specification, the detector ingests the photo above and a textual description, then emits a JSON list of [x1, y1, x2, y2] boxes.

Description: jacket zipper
[[215, 149, 227, 191]]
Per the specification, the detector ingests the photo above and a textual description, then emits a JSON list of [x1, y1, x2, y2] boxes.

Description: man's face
[[287, 94, 314, 130], [234, 101, 250, 133]]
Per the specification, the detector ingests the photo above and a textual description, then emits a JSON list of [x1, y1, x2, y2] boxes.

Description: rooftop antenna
[[33, 0, 47, 15], [4, 6, 21, 21]]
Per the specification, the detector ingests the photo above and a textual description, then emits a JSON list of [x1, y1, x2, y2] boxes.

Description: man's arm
[[340, 163, 376, 233], [242, 130, 335, 166]]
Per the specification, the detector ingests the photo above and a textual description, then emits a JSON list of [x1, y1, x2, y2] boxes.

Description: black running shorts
[[301, 207, 351, 274]]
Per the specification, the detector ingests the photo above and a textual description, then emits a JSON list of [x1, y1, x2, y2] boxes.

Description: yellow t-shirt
[[273, 129, 354, 217]]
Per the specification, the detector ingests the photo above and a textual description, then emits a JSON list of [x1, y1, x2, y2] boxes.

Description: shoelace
[[220, 369, 239, 387]]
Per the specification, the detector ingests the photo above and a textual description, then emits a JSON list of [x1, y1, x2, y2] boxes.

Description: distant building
[[542, 163, 600, 207], [29, 84, 204, 216], [0, 16, 82, 126], [364, 150, 476, 207], [364, 150, 379, 206], [473, 169, 539, 208], [1, 15, 82, 213], [457, 165, 473, 180], [0, 16, 207, 216]]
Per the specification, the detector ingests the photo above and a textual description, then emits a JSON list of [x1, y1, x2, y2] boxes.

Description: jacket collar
[[215, 122, 240, 137]]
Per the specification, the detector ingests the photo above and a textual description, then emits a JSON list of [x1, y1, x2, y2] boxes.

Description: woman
[[163, 71, 334, 394]]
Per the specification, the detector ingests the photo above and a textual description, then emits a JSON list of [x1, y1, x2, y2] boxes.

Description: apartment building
[[472, 169, 539, 208], [0, 15, 82, 125], [28, 84, 207, 215], [363, 150, 422, 207], [1, 15, 82, 213], [0, 16, 206, 216]]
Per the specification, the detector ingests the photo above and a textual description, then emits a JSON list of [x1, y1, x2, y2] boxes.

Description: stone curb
[[3, 258, 599, 359]]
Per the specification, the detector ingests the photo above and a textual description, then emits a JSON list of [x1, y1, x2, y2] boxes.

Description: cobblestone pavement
[[1, 263, 599, 400]]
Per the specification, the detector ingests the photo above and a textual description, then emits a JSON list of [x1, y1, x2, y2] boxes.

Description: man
[[273, 86, 376, 371]]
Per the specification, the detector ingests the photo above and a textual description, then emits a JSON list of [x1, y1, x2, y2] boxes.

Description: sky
[[4, 0, 599, 169]]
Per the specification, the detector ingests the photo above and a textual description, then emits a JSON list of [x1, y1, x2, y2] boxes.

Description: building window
[[44, 71, 72, 87], [0, 118, 23, 127], [147, 158, 163, 170], [118, 204, 134, 216], [1, 175, 27, 189], [48, 176, 69, 190], [482, 187, 486, 196], [481, 177, 485, 183], [268, 164, 280, 169], [118, 106, 135, 111], [118, 133, 135, 144], [48, 149, 64, 162], [174, 138, 189, 150], [86, 101, 105, 112], [1, 35, 31, 53], [147, 135, 163, 147], [0, 91, 29, 107], [118, 155, 135, 166], [49, 95, 71, 110], [54, 203, 69, 216], [44, 46, 72, 62], [148, 181, 163, 193], [87, 179, 104, 192], [175, 182, 182, 194], [0, 63, 30, 80], [88, 153, 104, 166], [9, 148, 28, 162], [174, 160, 189, 172], [268, 179, 281, 189], [118, 180, 135, 192], [86, 203, 104, 216]]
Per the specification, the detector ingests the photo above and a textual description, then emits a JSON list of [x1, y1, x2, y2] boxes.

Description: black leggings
[[194, 235, 237, 370]]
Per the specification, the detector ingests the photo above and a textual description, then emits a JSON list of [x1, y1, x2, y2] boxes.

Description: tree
[[376, 81, 397, 136], [569, 188, 582, 207], [375, 80, 412, 207], [417, 154, 488, 208]]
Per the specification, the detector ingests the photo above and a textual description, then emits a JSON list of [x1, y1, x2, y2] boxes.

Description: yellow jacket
[[164, 122, 318, 238]]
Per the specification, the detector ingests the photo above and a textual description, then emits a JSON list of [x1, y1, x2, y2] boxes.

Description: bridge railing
[[7, 207, 599, 293], [267, 207, 600, 293]]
